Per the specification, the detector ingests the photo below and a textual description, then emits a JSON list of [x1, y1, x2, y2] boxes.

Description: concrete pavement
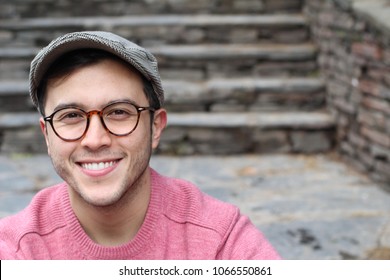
[[1, 152, 390, 260]]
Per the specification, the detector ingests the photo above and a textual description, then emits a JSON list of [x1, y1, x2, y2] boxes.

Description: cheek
[[117, 121, 153, 151], [136, 116, 153, 140], [47, 135, 76, 160]]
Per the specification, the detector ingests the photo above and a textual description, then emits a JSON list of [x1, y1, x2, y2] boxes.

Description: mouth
[[76, 158, 122, 178], [80, 160, 119, 171]]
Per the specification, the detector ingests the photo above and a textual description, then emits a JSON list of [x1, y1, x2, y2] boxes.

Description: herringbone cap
[[29, 31, 164, 113]]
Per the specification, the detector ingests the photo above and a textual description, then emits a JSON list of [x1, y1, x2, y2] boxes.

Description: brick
[[254, 61, 317, 76], [370, 144, 390, 160], [384, 50, 390, 66], [340, 141, 355, 157], [230, 28, 258, 44], [0, 60, 30, 80], [358, 79, 380, 96], [210, 103, 247, 112], [252, 130, 290, 153], [350, 88, 363, 105], [318, 9, 356, 30], [374, 161, 390, 180], [370, 172, 390, 185], [360, 80, 390, 101], [361, 127, 390, 148], [272, 28, 309, 43], [351, 42, 383, 60], [333, 98, 356, 114], [384, 73, 390, 88], [348, 131, 368, 149], [332, 53, 357, 75], [379, 85, 390, 100], [357, 149, 375, 169], [161, 126, 187, 142], [0, 31, 12, 42], [167, 0, 213, 12], [357, 109, 386, 129], [184, 29, 205, 43], [337, 125, 348, 142], [187, 127, 252, 154], [263, 0, 302, 12], [328, 80, 350, 98], [332, 72, 356, 87], [1, 127, 46, 154], [341, 154, 369, 175], [337, 114, 350, 128], [367, 68, 387, 81], [319, 28, 337, 41], [160, 68, 205, 81], [361, 96, 390, 115], [234, 0, 264, 12], [387, 119, 390, 134], [291, 131, 333, 153]]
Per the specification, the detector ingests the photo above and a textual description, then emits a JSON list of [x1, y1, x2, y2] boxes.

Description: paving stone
[[0, 192, 35, 219], [2, 153, 388, 259]]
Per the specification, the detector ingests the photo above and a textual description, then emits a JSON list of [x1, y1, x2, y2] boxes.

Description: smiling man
[[0, 31, 280, 259]]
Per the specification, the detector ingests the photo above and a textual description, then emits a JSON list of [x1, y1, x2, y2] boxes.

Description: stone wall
[[0, 0, 303, 19], [304, 0, 390, 186]]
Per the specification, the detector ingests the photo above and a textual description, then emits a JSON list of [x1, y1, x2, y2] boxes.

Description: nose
[[80, 113, 112, 150]]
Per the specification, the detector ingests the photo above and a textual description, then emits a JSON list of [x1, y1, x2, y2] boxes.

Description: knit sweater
[[0, 169, 280, 260]]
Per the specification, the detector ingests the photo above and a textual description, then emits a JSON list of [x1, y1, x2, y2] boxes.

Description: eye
[[111, 109, 129, 116], [105, 104, 138, 120], [65, 112, 82, 119], [55, 110, 85, 124]]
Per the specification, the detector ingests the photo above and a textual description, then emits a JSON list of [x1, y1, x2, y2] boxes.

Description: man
[[0, 31, 280, 259]]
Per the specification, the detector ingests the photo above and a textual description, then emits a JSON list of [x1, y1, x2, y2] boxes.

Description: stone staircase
[[0, 0, 335, 155]]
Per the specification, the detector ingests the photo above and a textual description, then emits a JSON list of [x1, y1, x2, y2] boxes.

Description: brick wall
[[305, 0, 390, 185]]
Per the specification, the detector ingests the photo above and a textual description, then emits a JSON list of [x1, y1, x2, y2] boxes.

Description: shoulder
[[152, 169, 240, 237], [151, 169, 281, 259], [0, 183, 67, 258]]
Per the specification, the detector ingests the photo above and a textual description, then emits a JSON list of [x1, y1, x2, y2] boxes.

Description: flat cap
[[29, 31, 164, 112]]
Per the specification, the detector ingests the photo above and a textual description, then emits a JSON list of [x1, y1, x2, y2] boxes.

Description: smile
[[81, 161, 118, 171]]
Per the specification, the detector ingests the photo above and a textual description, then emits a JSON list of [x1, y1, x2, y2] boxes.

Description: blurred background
[[0, 0, 389, 259]]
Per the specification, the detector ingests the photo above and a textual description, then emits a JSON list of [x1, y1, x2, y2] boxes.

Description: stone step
[[139, 111, 335, 155], [154, 43, 318, 79], [0, 0, 304, 19], [0, 43, 318, 80], [0, 14, 308, 47], [0, 81, 34, 112], [164, 77, 325, 111], [0, 111, 335, 155], [0, 77, 325, 112]]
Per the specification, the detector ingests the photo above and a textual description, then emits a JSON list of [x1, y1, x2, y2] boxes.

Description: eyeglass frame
[[43, 101, 156, 142]]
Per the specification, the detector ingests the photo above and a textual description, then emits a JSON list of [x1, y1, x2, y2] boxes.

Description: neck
[[70, 168, 151, 246]]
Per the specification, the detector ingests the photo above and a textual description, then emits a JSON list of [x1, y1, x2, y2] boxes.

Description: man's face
[[40, 59, 166, 207]]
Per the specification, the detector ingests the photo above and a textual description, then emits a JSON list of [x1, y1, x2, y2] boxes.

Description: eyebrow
[[52, 102, 84, 113], [105, 98, 141, 107], [51, 98, 142, 113]]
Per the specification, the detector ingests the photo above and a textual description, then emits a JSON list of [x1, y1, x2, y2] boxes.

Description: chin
[[83, 194, 122, 208], [73, 182, 125, 207]]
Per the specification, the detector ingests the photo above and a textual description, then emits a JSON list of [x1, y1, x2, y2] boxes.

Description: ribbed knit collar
[[60, 168, 163, 259]]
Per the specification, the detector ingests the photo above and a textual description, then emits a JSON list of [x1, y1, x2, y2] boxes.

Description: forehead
[[44, 59, 146, 111]]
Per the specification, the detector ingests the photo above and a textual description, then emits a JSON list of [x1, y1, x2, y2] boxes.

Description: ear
[[151, 109, 167, 149], [39, 117, 51, 156]]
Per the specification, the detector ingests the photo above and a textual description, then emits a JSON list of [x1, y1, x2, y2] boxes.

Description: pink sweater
[[0, 169, 280, 260]]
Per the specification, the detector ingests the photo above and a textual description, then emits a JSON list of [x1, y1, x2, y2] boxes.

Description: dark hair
[[36, 48, 160, 116]]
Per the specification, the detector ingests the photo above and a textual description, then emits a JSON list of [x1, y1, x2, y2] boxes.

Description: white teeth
[[82, 161, 115, 171]]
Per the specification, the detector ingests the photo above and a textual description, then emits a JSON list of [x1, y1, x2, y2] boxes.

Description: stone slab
[[1, 153, 389, 259]]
